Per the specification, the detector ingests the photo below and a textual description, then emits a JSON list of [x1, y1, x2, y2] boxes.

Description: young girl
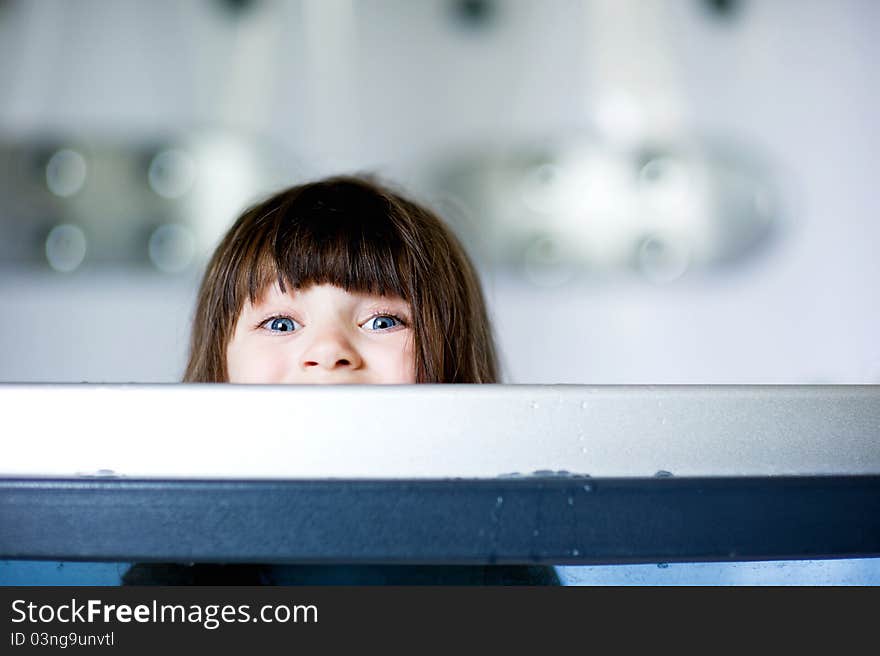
[[183, 174, 498, 386], [123, 175, 558, 585]]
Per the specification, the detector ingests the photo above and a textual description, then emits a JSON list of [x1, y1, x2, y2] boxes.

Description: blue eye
[[264, 316, 299, 332], [366, 315, 402, 331]]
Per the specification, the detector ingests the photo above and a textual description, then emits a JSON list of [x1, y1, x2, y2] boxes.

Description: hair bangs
[[235, 181, 415, 308]]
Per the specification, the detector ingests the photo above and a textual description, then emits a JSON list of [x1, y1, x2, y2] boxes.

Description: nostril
[[303, 358, 354, 369]]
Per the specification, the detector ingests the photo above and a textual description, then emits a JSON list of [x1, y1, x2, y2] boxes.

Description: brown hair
[[183, 175, 499, 383]]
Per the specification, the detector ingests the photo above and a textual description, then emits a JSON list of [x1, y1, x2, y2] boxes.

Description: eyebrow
[[360, 295, 410, 308], [248, 292, 411, 315], [358, 299, 413, 321]]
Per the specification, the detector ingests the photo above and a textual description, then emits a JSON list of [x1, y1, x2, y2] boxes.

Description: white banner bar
[[2, 384, 878, 479]]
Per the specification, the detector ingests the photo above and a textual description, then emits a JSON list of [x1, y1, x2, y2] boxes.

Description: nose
[[300, 330, 363, 372]]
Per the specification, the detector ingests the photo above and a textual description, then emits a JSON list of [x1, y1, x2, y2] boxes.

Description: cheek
[[227, 339, 292, 384], [401, 334, 417, 382], [377, 333, 416, 383]]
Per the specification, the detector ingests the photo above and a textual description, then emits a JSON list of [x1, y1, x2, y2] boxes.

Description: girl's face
[[226, 283, 416, 384]]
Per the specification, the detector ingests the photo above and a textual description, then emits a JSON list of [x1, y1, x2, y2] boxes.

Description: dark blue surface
[[3, 476, 879, 564], [3, 559, 880, 586]]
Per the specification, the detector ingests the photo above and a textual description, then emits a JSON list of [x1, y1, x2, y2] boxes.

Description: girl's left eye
[[363, 314, 404, 331]]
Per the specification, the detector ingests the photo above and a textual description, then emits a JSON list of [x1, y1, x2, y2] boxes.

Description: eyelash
[[256, 311, 409, 332]]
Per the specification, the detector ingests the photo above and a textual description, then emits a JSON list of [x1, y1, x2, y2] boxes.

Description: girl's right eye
[[261, 316, 300, 333]]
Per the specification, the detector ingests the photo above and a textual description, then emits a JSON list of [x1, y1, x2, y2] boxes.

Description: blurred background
[[0, 0, 878, 584], [0, 0, 877, 384]]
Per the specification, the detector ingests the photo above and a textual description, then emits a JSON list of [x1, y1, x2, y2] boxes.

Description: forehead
[[250, 282, 410, 307]]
